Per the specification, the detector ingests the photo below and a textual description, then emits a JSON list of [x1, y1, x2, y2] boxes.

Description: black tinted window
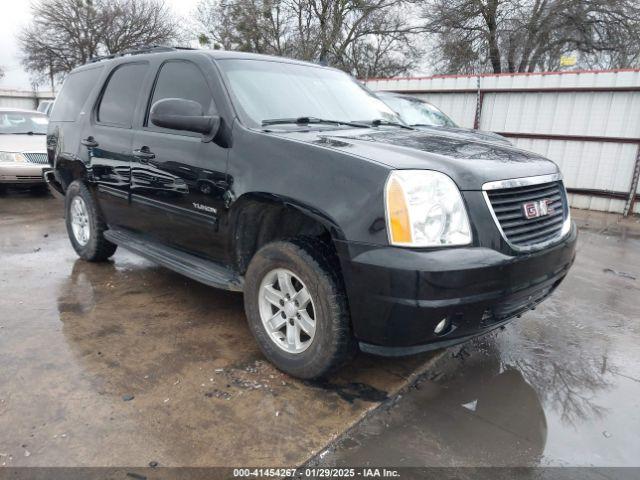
[[148, 61, 214, 125], [98, 63, 148, 127], [50, 66, 103, 122]]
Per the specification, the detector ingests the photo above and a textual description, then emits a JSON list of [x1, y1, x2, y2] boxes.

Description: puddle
[[318, 230, 640, 467], [0, 195, 439, 467]]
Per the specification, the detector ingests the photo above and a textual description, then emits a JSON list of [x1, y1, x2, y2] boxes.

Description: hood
[[0, 134, 47, 154], [276, 127, 558, 190], [414, 125, 512, 146]]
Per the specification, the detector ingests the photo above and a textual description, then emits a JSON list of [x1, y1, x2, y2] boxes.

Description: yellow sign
[[560, 55, 577, 67]]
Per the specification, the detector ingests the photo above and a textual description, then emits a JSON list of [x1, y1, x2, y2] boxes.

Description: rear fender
[[54, 156, 88, 192]]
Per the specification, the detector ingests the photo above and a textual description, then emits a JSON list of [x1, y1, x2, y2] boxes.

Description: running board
[[104, 229, 244, 292]]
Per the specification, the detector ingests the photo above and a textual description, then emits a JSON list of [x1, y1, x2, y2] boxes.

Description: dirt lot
[[0, 192, 438, 467]]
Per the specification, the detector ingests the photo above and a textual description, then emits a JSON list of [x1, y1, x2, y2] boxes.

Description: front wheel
[[65, 180, 117, 262], [244, 238, 356, 379]]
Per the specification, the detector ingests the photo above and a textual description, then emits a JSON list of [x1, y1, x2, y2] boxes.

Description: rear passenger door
[[131, 59, 228, 261], [82, 61, 150, 229]]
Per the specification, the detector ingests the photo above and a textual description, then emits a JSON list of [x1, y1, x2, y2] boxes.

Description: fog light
[[434, 317, 448, 334]]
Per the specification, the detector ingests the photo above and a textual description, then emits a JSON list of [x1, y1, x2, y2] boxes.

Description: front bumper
[[336, 223, 577, 355], [0, 163, 47, 184]]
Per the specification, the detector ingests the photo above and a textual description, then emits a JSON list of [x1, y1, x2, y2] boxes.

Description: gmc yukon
[[46, 47, 577, 379]]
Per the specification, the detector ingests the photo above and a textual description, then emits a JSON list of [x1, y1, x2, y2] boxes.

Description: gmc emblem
[[522, 199, 553, 219]]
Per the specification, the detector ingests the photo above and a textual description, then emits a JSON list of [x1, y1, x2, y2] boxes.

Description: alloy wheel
[[258, 268, 316, 354], [70, 196, 90, 246]]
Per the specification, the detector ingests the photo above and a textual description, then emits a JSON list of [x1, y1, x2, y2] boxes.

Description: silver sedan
[[0, 108, 50, 192]]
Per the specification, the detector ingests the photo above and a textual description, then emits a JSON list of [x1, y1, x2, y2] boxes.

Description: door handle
[[81, 136, 99, 148], [133, 147, 156, 163]]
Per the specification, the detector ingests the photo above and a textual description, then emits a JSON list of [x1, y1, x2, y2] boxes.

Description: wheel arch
[[228, 192, 346, 275], [55, 156, 89, 192]]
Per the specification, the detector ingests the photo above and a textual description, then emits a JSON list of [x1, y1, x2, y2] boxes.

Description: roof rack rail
[[87, 45, 197, 64]]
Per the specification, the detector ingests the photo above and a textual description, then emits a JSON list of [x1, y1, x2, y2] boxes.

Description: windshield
[[37, 102, 52, 113], [0, 111, 49, 134], [380, 95, 457, 127], [218, 59, 400, 127]]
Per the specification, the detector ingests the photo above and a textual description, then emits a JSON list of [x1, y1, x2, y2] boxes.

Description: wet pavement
[[0, 191, 438, 467], [2, 190, 640, 471], [317, 210, 640, 469]]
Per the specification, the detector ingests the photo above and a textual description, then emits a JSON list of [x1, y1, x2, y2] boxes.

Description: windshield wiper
[[11, 131, 46, 135], [261, 116, 369, 129], [370, 119, 413, 130]]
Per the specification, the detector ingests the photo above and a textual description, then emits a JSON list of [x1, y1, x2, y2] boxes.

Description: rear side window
[[50, 66, 104, 122], [147, 61, 214, 125], [98, 63, 148, 127]]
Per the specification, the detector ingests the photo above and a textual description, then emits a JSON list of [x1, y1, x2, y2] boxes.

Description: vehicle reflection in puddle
[[319, 323, 627, 467], [320, 338, 549, 467], [319, 230, 640, 467]]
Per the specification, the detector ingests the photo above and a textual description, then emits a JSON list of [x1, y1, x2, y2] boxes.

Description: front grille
[[24, 153, 48, 164], [485, 179, 568, 249]]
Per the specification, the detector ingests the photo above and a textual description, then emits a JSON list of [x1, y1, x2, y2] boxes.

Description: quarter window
[[50, 66, 104, 122], [147, 61, 214, 127], [98, 63, 148, 127]]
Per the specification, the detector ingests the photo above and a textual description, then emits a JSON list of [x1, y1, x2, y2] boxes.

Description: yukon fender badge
[[193, 202, 217, 214]]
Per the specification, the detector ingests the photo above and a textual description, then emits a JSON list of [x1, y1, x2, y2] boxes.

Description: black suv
[[46, 47, 577, 379]]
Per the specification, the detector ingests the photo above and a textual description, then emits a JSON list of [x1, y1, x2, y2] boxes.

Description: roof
[[376, 91, 435, 104], [79, 45, 327, 71], [0, 107, 43, 114]]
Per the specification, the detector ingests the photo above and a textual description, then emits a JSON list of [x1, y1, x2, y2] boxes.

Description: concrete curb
[[302, 348, 449, 467]]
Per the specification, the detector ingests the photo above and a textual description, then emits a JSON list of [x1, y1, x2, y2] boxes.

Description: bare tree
[[0, 66, 4, 81], [19, 0, 180, 87], [417, 0, 640, 74], [194, 0, 421, 78]]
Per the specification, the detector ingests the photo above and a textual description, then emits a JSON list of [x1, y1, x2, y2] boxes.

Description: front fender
[[227, 125, 392, 245]]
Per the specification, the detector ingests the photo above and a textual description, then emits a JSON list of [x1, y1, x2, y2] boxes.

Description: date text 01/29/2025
[[232, 468, 401, 477]]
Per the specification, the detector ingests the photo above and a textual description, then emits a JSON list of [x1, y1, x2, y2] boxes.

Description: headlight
[[0, 152, 26, 163], [385, 170, 471, 247]]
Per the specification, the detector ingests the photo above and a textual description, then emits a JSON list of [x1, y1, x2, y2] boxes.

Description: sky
[[0, 0, 201, 91]]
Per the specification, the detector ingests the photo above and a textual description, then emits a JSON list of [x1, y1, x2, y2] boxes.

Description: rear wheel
[[65, 180, 117, 262], [244, 238, 355, 379]]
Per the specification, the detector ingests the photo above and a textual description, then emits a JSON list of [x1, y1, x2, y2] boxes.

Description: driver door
[[130, 59, 229, 261]]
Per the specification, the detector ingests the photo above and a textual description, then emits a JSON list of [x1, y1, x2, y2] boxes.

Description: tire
[[244, 237, 356, 379], [65, 180, 117, 262]]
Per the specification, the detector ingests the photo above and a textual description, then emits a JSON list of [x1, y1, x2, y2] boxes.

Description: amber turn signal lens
[[386, 177, 412, 244]]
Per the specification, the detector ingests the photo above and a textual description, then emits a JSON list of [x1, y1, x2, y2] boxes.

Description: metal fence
[[365, 69, 640, 216], [0, 89, 55, 112]]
